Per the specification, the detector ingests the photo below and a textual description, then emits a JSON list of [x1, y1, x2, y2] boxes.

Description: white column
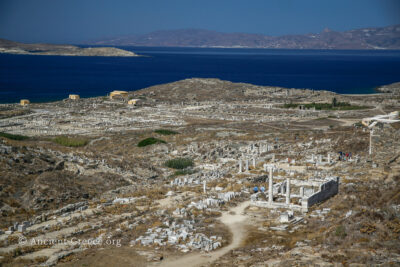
[[245, 159, 249, 172], [327, 153, 331, 163], [238, 160, 242, 173], [319, 155, 322, 163], [369, 129, 373, 155], [300, 187, 304, 198], [268, 167, 273, 204], [252, 158, 256, 168], [286, 179, 290, 205], [203, 180, 206, 194], [311, 154, 314, 162]]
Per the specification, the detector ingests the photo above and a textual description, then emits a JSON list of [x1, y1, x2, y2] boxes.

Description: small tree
[[335, 225, 347, 238], [332, 97, 337, 107]]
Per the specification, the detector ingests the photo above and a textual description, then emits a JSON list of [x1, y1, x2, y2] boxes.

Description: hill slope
[[89, 25, 400, 49]]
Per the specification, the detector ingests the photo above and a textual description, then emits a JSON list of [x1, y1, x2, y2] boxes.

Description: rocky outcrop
[[376, 82, 400, 94]]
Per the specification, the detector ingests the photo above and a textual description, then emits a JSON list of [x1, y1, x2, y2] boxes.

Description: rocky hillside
[[376, 82, 400, 94], [89, 24, 400, 49], [0, 38, 139, 57], [131, 78, 336, 103]]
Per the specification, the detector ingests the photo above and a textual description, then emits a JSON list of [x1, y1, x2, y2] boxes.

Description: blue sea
[[1, 47, 400, 103]]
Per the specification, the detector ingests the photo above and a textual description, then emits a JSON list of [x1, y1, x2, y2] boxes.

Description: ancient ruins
[[0, 78, 399, 266]]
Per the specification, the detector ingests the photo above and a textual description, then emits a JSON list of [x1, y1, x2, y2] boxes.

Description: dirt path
[[152, 201, 251, 267]]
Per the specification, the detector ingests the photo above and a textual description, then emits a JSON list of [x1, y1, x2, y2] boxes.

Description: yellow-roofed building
[[20, 99, 30, 106], [109, 90, 128, 99], [69, 94, 80, 100]]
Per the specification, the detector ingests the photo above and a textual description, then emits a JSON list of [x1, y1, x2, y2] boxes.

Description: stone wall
[[302, 177, 339, 211]]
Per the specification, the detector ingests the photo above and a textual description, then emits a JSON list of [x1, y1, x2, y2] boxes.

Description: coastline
[[0, 78, 396, 105]]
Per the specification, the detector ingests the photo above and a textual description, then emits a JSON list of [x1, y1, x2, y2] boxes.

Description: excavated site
[[0, 78, 399, 266]]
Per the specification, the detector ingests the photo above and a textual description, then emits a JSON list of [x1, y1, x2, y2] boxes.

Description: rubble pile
[[134, 219, 222, 252]]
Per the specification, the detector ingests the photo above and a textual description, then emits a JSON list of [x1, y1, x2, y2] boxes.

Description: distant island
[[0, 38, 139, 57], [88, 24, 400, 50]]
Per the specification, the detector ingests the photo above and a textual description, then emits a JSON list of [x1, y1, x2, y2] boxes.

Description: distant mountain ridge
[[88, 25, 400, 49]]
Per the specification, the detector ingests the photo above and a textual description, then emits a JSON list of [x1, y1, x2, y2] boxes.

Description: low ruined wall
[[303, 177, 339, 209]]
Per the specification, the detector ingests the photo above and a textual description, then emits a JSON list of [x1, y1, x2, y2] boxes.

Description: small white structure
[[279, 211, 294, 223], [128, 99, 140, 105]]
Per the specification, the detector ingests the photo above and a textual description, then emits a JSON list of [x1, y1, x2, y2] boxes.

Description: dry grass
[[53, 136, 89, 147], [104, 204, 139, 215]]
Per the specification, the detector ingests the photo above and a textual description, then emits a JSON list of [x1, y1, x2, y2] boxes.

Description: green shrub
[[332, 97, 338, 107], [53, 136, 89, 147], [335, 225, 347, 238], [283, 102, 369, 110], [165, 158, 194, 169], [154, 129, 178, 135], [283, 103, 299, 109], [0, 132, 29, 141], [137, 137, 166, 147], [174, 169, 197, 176]]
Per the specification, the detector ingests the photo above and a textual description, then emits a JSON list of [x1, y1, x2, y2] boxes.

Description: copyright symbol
[[18, 235, 27, 245]]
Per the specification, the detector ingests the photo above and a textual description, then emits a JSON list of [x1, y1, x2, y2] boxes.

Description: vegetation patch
[[53, 136, 89, 147], [154, 129, 179, 135], [173, 168, 197, 176], [137, 137, 166, 147], [283, 98, 369, 110], [165, 157, 194, 169], [0, 132, 29, 141], [335, 225, 347, 238]]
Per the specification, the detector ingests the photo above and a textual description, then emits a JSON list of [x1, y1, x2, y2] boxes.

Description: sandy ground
[[152, 201, 251, 267]]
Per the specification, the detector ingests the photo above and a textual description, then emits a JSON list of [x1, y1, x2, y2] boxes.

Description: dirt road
[[151, 200, 251, 267]]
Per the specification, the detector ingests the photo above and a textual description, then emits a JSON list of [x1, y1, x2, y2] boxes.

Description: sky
[[0, 0, 399, 44]]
